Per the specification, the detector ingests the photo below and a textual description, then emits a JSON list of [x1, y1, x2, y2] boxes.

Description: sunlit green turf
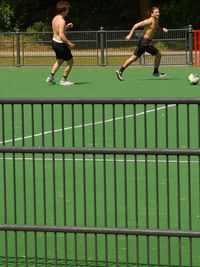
[[0, 66, 200, 98]]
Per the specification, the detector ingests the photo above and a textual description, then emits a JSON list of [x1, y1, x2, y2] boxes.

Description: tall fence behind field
[[0, 26, 194, 66], [0, 98, 200, 267]]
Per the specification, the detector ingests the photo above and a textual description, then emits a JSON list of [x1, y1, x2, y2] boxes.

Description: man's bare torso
[[143, 17, 158, 40], [52, 15, 65, 41]]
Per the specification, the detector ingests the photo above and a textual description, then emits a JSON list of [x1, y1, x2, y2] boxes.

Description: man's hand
[[67, 41, 75, 49], [162, 27, 168, 33], [66, 23, 73, 30], [125, 34, 132, 41]]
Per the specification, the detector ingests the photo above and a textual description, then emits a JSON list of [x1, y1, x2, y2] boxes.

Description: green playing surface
[[0, 66, 200, 267], [0, 66, 200, 98]]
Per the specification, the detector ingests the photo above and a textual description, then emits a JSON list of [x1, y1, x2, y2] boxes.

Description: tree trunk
[[139, 0, 151, 19]]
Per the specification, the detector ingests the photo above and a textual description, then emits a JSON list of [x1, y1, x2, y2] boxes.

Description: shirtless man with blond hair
[[46, 1, 75, 86], [116, 6, 168, 81]]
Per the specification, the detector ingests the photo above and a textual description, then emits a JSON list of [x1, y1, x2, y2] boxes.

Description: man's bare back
[[52, 15, 64, 42]]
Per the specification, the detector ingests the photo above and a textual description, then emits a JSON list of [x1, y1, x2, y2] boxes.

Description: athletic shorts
[[52, 39, 73, 61], [134, 37, 159, 58]]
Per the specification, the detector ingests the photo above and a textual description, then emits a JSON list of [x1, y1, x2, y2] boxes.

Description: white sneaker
[[46, 76, 55, 85], [116, 70, 123, 81], [60, 80, 74, 86]]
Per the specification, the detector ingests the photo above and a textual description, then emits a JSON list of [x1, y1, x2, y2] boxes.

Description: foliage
[[1, 0, 200, 31], [160, 0, 200, 28], [0, 0, 27, 31], [0, 1, 15, 31], [26, 21, 50, 33]]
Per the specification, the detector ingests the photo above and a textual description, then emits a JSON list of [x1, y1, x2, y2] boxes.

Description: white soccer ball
[[188, 73, 199, 85]]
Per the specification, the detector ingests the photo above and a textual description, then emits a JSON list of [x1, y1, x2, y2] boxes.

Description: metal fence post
[[188, 25, 193, 66], [16, 28, 21, 67], [99, 27, 105, 66]]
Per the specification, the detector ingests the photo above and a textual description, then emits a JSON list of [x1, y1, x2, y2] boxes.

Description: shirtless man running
[[46, 1, 75, 86], [116, 6, 168, 81]]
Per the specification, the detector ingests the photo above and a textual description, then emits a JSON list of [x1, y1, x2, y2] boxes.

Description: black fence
[[0, 98, 200, 267], [0, 26, 194, 66]]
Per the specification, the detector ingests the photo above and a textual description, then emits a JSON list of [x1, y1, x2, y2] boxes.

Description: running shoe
[[116, 70, 123, 81], [153, 72, 166, 78], [46, 76, 56, 85]]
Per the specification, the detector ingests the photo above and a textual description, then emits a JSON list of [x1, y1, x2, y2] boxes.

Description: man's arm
[[158, 26, 168, 33], [66, 23, 73, 30], [125, 19, 150, 41], [59, 20, 75, 48]]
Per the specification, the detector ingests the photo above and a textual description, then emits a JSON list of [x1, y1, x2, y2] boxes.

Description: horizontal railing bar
[[0, 224, 200, 238], [0, 147, 200, 155], [0, 98, 200, 104]]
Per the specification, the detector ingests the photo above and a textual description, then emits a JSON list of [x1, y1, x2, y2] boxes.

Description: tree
[[0, 1, 15, 31]]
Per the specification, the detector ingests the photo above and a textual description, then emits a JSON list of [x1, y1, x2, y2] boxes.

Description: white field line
[[0, 104, 175, 145], [0, 156, 199, 165]]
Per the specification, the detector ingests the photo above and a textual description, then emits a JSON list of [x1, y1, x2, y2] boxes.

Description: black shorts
[[52, 39, 73, 61], [134, 38, 159, 58]]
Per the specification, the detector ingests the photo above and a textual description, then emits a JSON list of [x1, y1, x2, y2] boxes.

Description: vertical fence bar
[[134, 153, 139, 266], [51, 104, 55, 146], [155, 152, 160, 266], [82, 104, 85, 147], [61, 104, 65, 147], [103, 153, 108, 267], [72, 152, 77, 266], [11, 104, 18, 266], [99, 27, 105, 66], [133, 104, 137, 148], [176, 104, 180, 148], [72, 104, 75, 147], [31, 104, 35, 146], [102, 104, 106, 147], [177, 154, 182, 267], [16, 29, 21, 67], [1, 104, 5, 146], [154, 104, 158, 148], [41, 104, 45, 146], [32, 151, 37, 266], [166, 154, 171, 266], [22, 141, 28, 267], [83, 147, 88, 266], [188, 155, 193, 267], [187, 104, 190, 148], [42, 150, 47, 267], [145, 154, 150, 266], [123, 104, 129, 266], [112, 104, 116, 147], [144, 104, 147, 148], [21, 104, 25, 146], [188, 25, 193, 65], [81, 103, 88, 266], [52, 150, 57, 267], [2, 149, 8, 267], [113, 152, 118, 266], [165, 104, 169, 148], [62, 150, 67, 267]]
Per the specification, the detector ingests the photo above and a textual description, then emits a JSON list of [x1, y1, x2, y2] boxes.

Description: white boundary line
[[0, 104, 175, 145], [0, 156, 199, 164]]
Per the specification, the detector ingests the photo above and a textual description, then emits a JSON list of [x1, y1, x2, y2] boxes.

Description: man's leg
[[116, 55, 138, 81], [60, 58, 74, 86], [46, 59, 63, 84], [153, 51, 166, 77]]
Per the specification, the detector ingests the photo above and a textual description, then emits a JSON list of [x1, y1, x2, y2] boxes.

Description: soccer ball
[[188, 73, 199, 85]]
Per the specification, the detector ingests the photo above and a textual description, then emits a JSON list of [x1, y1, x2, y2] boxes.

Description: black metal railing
[[0, 26, 194, 66], [0, 98, 200, 267]]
